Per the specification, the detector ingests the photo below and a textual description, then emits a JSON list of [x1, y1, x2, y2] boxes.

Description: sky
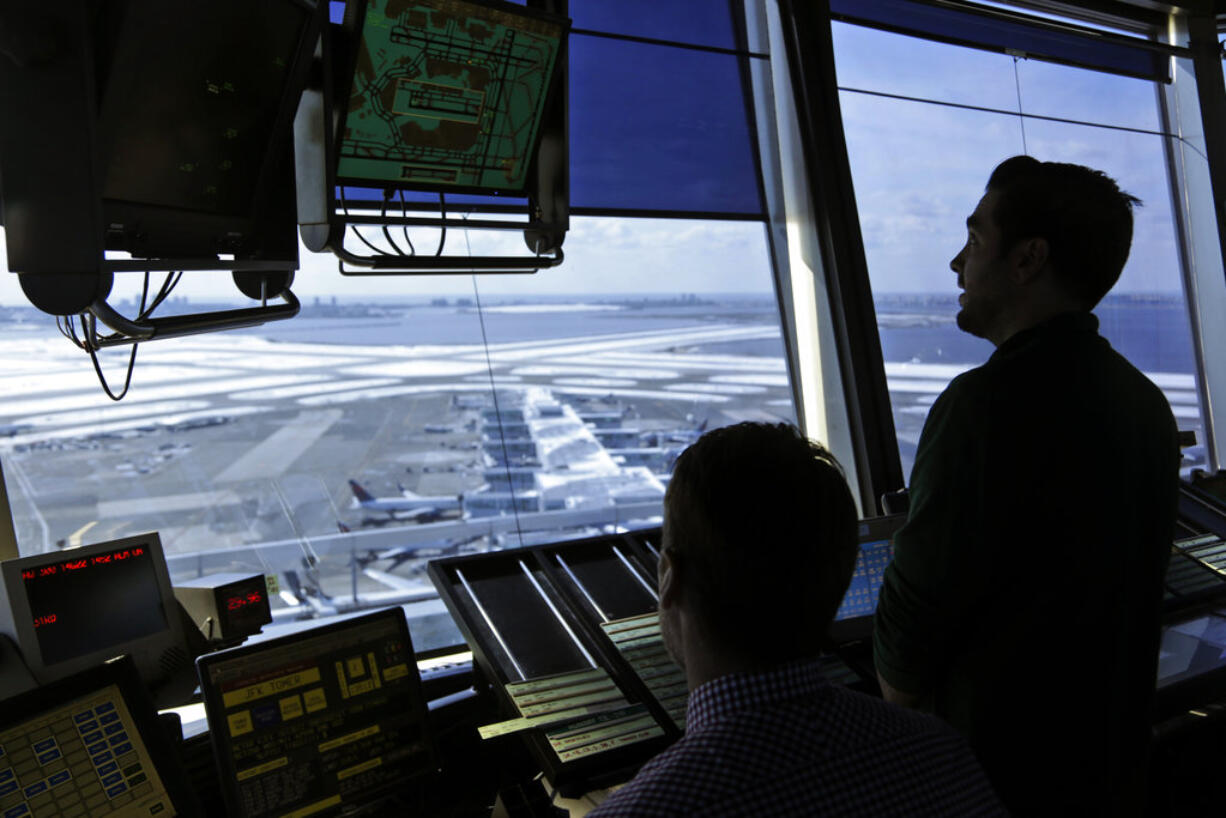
[[832, 21, 1186, 297], [0, 17, 1196, 310], [0, 217, 777, 306]]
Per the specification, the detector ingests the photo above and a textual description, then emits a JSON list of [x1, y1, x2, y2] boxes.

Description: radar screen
[[337, 0, 566, 193], [99, 0, 312, 216], [197, 608, 435, 818]]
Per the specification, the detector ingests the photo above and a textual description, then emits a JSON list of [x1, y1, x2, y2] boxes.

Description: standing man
[[591, 422, 1003, 817], [873, 156, 1181, 816]]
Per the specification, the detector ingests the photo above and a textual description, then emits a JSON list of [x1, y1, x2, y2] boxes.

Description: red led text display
[[226, 591, 264, 611], [21, 542, 168, 665], [21, 546, 147, 588]]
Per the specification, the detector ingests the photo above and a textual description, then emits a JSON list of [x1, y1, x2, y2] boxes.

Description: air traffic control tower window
[[0, 219, 792, 651], [0, 1, 793, 652], [831, 14, 1202, 481]]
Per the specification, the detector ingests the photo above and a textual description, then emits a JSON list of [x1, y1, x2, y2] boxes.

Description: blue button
[[32, 739, 55, 753], [98, 712, 119, 725], [82, 731, 103, 744], [73, 712, 93, 724], [36, 749, 60, 764], [87, 741, 107, 755], [5, 804, 29, 818], [252, 704, 279, 729], [93, 751, 113, 764], [108, 734, 128, 747], [47, 770, 70, 787], [96, 762, 118, 776], [0, 769, 11, 783], [101, 772, 122, 787], [111, 743, 131, 757], [94, 703, 115, 714], [23, 781, 46, 797], [105, 782, 128, 798], [77, 720, 98, 734], [103, 723, 124, 736], [0, 781, 16, 797]]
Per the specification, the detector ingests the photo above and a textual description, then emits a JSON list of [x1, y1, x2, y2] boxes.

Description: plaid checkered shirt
[[588, 658, 1005, 817]]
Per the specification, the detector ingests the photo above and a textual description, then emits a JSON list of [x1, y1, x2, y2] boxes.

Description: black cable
[[84, 313, 139, 401], [340, 186, 393, 256], [436, 192, 447, 256], [139, 271, 179, 319], [1012, 56, 1029, 155], [64, 315, 82, 348], [467, 217, 526, 550], [354, 225, 393, 256], [56, 316, 75, 345], [139, 271, 151, 315], [397, 188, 417, 255], [381, 190, 408, 255], [76, 270, 161, 400]]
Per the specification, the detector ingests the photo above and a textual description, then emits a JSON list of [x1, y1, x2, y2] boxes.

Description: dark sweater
[[873, 311, 1180, 816]]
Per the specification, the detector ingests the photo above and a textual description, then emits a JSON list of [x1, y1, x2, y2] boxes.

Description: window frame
[[760, 0, 1226, 502]]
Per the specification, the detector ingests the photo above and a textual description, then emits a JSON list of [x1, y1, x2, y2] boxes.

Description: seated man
[[590, 423, 1002, 817]]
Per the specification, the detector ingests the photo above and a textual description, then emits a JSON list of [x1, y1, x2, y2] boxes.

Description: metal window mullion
[[1158, 11, 1226, 472], [776, 0, 905, 510]]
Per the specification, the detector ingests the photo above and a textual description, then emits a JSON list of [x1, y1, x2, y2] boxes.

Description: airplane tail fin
[[697, 419, 709, 432], [348, 480, 375, 503]]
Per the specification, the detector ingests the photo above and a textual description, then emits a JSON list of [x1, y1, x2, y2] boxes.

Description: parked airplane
[[642, 418, 709, 448], [348, 479, 465, 521]]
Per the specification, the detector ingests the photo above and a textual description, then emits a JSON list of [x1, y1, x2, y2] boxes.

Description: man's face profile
[[951, 189, 1013, 342]]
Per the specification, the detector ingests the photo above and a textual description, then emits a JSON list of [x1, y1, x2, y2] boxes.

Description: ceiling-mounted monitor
[[335, 0, 567, 196], [95, 0, 323, 258]]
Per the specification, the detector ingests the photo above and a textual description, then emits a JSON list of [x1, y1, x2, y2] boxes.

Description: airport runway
[[0, 318, 1199, 557]]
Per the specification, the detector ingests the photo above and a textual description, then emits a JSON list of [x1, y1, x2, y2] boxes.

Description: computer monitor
[[334, 0, 567, 195], [0, 654, 199, 817], [94, 0, 324, 257], [197, 607, 436, 818], [0, 533, 192, 707], [828, 514, 908, 644]]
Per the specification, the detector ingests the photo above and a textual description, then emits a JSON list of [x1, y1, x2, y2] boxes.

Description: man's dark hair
[[987, 155, 1141, 309], [663, 422, 858, 663]]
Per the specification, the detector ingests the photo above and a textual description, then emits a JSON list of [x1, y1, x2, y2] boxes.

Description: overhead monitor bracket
[[82, 265, 301, 349], [294, 0, 569, 277]]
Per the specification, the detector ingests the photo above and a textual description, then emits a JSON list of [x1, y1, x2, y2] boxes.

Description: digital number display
[[23, 543, 167, 665], [226, 591, 264, 612]]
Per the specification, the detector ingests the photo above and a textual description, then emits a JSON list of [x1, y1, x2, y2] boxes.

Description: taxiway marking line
[[67, 520, 97, 547]]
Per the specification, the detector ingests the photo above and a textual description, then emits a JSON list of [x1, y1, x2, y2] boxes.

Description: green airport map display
[[338, 0, 563, 192]]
